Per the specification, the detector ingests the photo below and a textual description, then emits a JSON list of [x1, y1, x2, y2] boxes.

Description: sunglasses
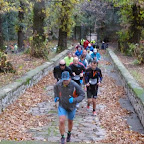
[[60, 64, 66, 66]]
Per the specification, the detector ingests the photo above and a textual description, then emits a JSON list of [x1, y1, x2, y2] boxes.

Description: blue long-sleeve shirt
[[86, 46, 94, 51], [91, 52, 101, 62], [75, 50, 83, 57]]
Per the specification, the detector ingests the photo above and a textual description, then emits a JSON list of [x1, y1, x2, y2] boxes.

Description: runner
[[79, 54, 88, 68], [85, 60, 103, 115], [69, 57, 85, 85], [75, 46, 83, 58], [91, 48, 101, 63], [54, 71, 85, 144], [64, 52, 73, 66], [83, 49, 92, 64], [53, 59, 73, 82]]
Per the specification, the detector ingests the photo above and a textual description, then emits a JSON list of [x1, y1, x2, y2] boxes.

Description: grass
[[130, 70, 144, 87]]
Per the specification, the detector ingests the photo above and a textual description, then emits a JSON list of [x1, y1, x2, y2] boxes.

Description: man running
[[64, 52, 73, 66], [85, 60, 102, 115], [54, 71, 85, 144], [69, 57, 85, 85], [53, 59, 73, 81]]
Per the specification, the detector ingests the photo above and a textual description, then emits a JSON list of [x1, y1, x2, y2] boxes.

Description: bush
[[132, 59, 140, 65], [0, 51, 16, 73]]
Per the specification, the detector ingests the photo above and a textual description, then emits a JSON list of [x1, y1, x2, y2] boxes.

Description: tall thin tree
[[57, 0, 68, 51], [0, 12, 4, 51], [31, 0, 46, 57], [51, 0, 80, 52], [18, 0, 25, 50]]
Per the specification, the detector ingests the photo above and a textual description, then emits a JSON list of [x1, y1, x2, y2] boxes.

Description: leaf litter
[[0, 51, 143, 143]]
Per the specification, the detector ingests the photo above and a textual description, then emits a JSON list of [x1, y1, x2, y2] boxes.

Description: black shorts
[[87, 85, 98, 99]]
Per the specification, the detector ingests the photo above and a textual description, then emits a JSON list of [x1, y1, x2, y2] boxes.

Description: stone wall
[[107, 48, 144, 127], [0, 46, 73, 113]]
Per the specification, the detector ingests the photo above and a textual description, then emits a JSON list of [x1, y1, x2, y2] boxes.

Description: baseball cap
[[88, 43, 91, 47], [93, 49, 97, 53], [61, 71, 70, 81]]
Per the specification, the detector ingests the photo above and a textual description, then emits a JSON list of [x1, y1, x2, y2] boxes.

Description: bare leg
[[87, 98, 92, 106], [68, 119, 73, 132], [59, 116, 66, 135], [92, 98, 96, 110]]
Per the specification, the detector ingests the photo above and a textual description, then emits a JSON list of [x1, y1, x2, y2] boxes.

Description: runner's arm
[[54, 84, 59, 98], [98, 72, 103, 83], [84, 70, 90, 84], [73, 84, 85, 103], [53, 67, 59, 80]]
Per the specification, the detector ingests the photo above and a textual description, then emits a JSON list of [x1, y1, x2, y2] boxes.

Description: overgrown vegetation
[[0, 51, 15, 73], [109, 0, 144, 64]]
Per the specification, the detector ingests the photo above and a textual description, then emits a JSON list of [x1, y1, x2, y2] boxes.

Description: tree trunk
[[57, 1, 68, 52], [0, 13, 4, 51], [18, 1, 25, 50], [129, 4, 141, 43], [31, 0, 46, 57], [58, 28, 67, 52]]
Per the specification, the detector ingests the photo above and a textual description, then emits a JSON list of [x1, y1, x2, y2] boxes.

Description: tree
[[51, 0, 80, 52], [0, 12, 3, 50], [79, 0, 120, 42], [107, 0, 144, 63], [110, 0, 144, 48], [31, 0, 46, 57], [18, 0, 25, 50], [0, 0, 9, 50], [0, 0, 17, 50], [57, 0, 69, 51]]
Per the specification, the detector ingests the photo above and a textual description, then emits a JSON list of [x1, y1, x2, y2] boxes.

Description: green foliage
[[24, 47, 31, 54], [127, 43, 136, 56], [0, 51, 3, 59], [127, 43, 144, 64], [108, 0, 144, 63], [117, 30, 129, 53], [0, 51, 16, 73], [136, 44, 144, 64], [1, 0, 33, 42], [132, 59, 140, 65], [2, 12, 18, 41], [50, 0, 81, 37]]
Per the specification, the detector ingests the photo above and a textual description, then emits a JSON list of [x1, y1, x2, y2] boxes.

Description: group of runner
[[53, 40, 103, 144]]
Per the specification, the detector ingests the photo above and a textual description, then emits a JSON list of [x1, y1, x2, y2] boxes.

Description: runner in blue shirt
[[91, 49, 101, 63], [75, 47, 83, 58]]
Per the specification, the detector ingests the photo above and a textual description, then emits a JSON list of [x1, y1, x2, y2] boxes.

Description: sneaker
[[66, 133, 71, 142], [93, 111, 96, 116], [87, 105, 90, 111], [61, 137, 65, 144]]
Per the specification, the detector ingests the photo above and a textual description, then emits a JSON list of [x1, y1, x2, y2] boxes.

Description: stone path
[[27, 84, 106, 143], [1, 50, 144, 144], [25, 51, 144, 143]]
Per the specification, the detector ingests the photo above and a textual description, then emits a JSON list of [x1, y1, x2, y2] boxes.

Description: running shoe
[[87, 106, 90, 110], [61, 137, 65, 144], [87, 106, 90, 112], [66, 133, 71, 142], [93, 111, 96, 116]]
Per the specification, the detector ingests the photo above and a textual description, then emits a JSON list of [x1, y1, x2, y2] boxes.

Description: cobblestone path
[[28, 85, 106, 143], [26, 51, 144, 143], [0, 50, 144, 144]]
